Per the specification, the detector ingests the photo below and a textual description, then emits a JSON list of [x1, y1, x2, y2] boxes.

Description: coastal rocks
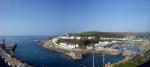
[[0, 41, 34, 67], [42, 40, 83, 59], [95, 48, 120, 55], [0, 47, 34, 67], [123, 50, 134, 60], [41, 39, 121, 60], [65, 52, 82, 60]]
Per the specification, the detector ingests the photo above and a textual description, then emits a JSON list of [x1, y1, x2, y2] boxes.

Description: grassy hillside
[[113, 50, 150, 67], [69, 31, 126, 38]]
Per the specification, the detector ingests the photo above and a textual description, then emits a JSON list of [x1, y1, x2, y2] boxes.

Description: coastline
[[0, 42, 34, 67], [111, 40, 150, 67], [40, 42, 82, 59], [39, 40, 120, 60], [38, 37, 148, 67]]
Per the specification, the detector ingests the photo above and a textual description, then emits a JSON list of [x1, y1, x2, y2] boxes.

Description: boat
[[34, 40, 38, 41], [34, 40, 40, 42], [8, 62, 11, 66]]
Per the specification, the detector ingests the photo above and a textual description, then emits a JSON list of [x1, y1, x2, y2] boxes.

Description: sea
[[0, 36, 124, 67]]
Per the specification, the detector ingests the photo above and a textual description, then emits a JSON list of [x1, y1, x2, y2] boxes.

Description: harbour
[[0, 36, 144, 67], [1, 0, 150, 66], [41, 32, 143, 61]]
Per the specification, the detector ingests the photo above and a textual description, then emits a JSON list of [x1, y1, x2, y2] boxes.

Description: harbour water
[[0, 36, 124, 67]]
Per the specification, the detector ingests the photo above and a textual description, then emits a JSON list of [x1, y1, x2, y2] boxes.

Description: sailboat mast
[[103, 54, 105, 67], [93, 50, 95, 67], [92, 44, 95, 67]]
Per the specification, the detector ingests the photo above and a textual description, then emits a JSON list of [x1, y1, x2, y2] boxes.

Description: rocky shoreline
[[0, 41, 34, 67], [40, 39, 120, 60]]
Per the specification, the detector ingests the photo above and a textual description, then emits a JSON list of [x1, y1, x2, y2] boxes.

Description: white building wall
[[76, 36, 81, 40], [88, 36, 95, 39], [87, 46, 92, 49], [70, 36, 75, 39]]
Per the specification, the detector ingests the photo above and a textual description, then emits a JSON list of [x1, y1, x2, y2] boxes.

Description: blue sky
[[0, 0, 150, 35]]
